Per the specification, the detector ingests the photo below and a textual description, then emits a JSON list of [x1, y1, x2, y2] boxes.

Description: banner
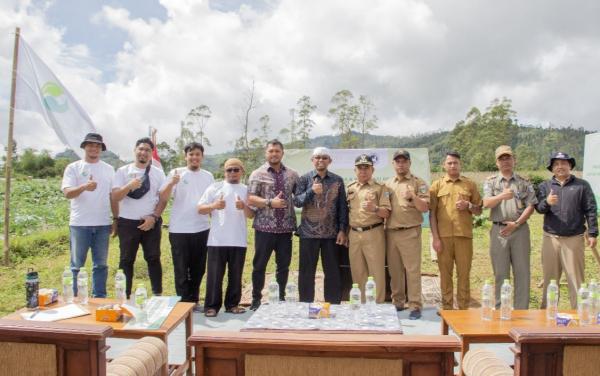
[[14, 37, 97, 158], [583, 133, 600, 211]]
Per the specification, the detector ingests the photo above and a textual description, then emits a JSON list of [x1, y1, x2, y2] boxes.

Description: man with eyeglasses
[[198, 159, 254, 317], [159, 142, 214, 312], [247, 139, 299, 311], [112, 137, 167, 299], [346, 154, 391, 303], [293, 147, 348, 304]]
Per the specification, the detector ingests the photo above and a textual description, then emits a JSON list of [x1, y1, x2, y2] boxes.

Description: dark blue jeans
[[69, 225, 111, 298]]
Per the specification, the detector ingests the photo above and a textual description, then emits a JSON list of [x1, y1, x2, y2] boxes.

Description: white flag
[[14, 37, 97, 159]]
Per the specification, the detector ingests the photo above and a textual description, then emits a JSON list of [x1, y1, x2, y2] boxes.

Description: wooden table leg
[[186, 309, 193, 376], [161, 334, 169, 376], [458, 338, 469, 376], [441, 317, 449, 335]]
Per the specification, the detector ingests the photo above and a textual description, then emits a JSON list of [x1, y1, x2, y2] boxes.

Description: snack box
[[95, 304, 123, 322], [38, 288, 58, 306]]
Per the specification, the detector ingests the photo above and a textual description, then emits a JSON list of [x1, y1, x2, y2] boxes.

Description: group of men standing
[[62, 133, 597, 320]]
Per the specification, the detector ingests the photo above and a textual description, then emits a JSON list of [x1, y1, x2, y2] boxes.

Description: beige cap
[[495, 145, 513, 159], [224, 158, 244, 171]]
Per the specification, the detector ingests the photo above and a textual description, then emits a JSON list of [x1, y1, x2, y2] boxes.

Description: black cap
[[547, 152, 575, 172], [80, 133, 106, 151], [393, 149, 411, 160], [354, 154, 374, 166]]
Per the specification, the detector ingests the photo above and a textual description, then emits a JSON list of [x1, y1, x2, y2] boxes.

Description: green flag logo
[[41, 82, 68, 113]]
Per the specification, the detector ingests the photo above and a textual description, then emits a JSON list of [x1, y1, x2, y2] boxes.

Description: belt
[[387, 224, 420, 231], [492, 221, 507, 226], [350, 222, 383, 232]]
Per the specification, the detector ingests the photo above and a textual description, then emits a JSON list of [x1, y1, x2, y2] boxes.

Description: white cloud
[[1, 0, 600, 159]]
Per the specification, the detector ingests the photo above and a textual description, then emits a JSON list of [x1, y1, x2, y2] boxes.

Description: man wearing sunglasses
[[198, 159, 254, 317], [159, 142, 214, 312], [293, 147, 348, 304]]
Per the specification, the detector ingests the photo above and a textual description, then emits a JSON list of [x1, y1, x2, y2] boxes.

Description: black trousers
[[169, 230, 209, 303], [252, 231, 292, 301], [298, 238, 342, 304], [204, 246, 247, 312], [117, 217, 163, 298]]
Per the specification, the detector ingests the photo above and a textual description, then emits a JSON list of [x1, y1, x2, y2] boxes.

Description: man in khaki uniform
[[385, 150, 429, 319], [483, 145, 537, 309], [430, 151, 482, 310], [347, 154, 391, 303]]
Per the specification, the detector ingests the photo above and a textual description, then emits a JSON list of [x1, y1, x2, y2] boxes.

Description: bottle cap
[[503, 279, 510, 284], [484, 279, 490, 284], [118, 269, 124, 273], [367, 276, 374, 281], [352, 283, 358, 288], [550, 279, 557, 284], [137, 283, 145, 288]]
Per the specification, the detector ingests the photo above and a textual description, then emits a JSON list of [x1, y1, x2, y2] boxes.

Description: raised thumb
[[277, 191, 283, 198], [89, 174, 93, 181], [549, 189, 555, 195]]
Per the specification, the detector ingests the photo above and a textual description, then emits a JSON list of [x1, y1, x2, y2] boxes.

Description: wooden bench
[[0, 319, 176, 376], [462, 326, 600, 376], [189, 330, 461, 376]]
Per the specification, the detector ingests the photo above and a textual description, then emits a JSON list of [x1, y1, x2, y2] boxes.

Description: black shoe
[[250, 299, 261, 311], [395, 306, 406, 312], [409, 309, 422, 320]]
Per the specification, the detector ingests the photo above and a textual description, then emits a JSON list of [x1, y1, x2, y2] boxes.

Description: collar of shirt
[[498, 174, 516, 183], [394, 172, 413, 182], [357, 179, 376, 188], [444, 174, 462, 183], [551, 174, 574, 186], [310, 170, 330, 180], [266, 163, 287, 174]]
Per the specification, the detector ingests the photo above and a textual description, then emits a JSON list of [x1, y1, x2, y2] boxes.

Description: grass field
[[0, 175, 598, 316]]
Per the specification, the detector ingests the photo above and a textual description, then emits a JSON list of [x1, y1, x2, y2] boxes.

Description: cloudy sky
[[1, 0, 599, 157]]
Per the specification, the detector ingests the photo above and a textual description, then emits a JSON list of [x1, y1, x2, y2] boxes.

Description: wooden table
[[440, 308, 576, 376], [4, 298, 195, 376]]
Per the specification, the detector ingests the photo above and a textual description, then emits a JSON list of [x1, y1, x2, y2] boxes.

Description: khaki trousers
[[348, 226, 386, 303], [489, 223, 531, 309], [540, 232, 585, 309], [438, 236, 473, 310], [386, 226, 422, 309]]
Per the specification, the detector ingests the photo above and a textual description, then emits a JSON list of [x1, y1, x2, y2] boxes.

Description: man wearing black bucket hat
[[535, 152, 598, 309], [112, 137, 167, 299], [61, 133, 115, 298]]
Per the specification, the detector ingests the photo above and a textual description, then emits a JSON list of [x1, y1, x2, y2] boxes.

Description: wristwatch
[[514, 219, 521, 226], [266, 198, 272, 208], [150, 213, 160, 221]]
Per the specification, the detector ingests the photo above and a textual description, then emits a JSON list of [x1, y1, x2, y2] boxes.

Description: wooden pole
[[4, 27, 20, 265]]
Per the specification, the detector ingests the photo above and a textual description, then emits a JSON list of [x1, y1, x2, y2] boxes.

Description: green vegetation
[[1, 176, 598, 316]]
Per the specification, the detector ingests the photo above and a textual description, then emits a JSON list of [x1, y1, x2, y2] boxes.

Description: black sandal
[[205, 308, 218, 317], [225, 306, 246, 314]]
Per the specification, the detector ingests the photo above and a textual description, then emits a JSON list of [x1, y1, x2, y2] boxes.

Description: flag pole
[[4, 27, 20, 265]]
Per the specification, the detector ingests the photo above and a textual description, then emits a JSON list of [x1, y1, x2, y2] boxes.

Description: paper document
[[21, 304, 90, 322]]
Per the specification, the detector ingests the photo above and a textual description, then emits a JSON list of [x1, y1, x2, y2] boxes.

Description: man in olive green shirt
[[483, 146, 538, 309]]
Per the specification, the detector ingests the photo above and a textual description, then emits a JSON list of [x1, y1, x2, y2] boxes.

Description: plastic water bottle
[[115, 269, 126, 305], [480, 279, 493, 321], [365, 276, 377, 307], [62, 266, 74, 304], [285, 282, 298, 304], [500, 279, 512, 320], [268, 279, 279, 305], [577, 283, 592, 326], [77, 269, 89, 305], [350, 283, 361, 310], [589, 279, 600, 325], [546, 279, 559, 321], [134, 283, 148, 310]]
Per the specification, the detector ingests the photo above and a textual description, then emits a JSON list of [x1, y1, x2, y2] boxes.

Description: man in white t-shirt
[[61, 133, 115, 298], [112, 137, 167, 298], [159, 142, 214, 311], [198, 158, 254, 317]]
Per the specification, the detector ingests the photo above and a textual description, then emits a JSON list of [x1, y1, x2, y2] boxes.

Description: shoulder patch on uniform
[[419, 184, 427, 194], [485, 175, 496, 181], [384, 191, 390, 198]]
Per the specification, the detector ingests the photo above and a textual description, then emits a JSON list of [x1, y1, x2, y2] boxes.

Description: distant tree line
[[2, 93, 592, 178]]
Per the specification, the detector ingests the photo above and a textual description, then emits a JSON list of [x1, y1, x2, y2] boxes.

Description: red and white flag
[[150, 127, 163, 171]]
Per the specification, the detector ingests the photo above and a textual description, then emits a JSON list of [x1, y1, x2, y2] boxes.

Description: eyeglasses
[[225, 168, 241, 173], [313, 156, 329, 160]]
